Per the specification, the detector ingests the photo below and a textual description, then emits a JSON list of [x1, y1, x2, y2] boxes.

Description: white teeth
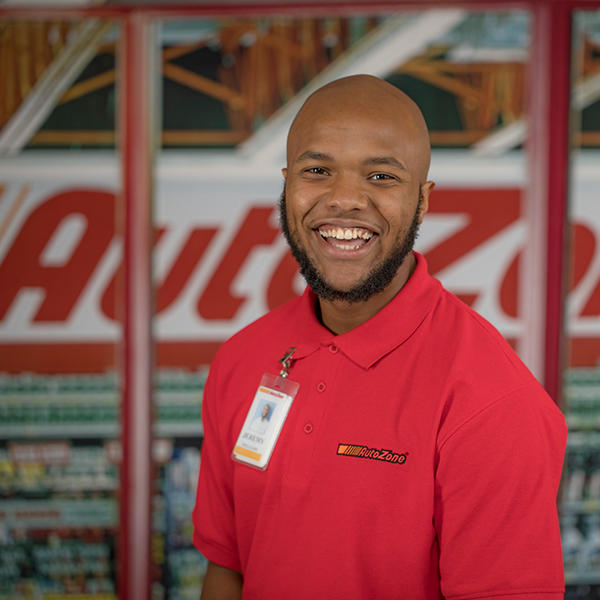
[[319, 227, 374, 241], [331, 241, 361, 250]]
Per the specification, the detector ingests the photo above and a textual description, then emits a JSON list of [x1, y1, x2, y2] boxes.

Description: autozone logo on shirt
[[337, 443, 408, 465], [0, 182, 599, 372]]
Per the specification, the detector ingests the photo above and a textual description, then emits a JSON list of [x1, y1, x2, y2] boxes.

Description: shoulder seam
[[443, 291, 522, 368], [437, 383, 531, 453]]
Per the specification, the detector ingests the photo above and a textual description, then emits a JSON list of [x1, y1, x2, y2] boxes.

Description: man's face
[[282, 98, 430, 303]]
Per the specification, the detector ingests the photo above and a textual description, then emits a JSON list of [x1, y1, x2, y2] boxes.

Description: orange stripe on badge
[[234, 446, 262, 461], [259, 386, 284, 398], [337, 444, 364, 456]]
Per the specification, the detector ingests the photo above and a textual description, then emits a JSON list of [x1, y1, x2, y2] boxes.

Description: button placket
[[285, 345, 338, 486]]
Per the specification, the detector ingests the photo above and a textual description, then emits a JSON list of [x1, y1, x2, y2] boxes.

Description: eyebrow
[[364, 156, 408, 171], [295, 150, 333, 162], [295, 150, 408, 172]]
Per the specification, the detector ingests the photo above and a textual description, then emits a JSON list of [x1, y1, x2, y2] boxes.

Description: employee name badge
[[232, 347, 299, 470]]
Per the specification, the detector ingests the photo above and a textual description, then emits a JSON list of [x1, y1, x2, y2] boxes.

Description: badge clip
[[279, 346, 295, 378]]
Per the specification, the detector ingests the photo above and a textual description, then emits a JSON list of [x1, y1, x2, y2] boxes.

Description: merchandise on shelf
[[563, 367, 600, 587]]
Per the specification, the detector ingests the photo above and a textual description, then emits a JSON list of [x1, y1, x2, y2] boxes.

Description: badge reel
[[232, 347, 299, 470]]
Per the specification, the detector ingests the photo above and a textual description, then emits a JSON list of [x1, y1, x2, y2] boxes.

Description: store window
[[563, 9, 600, 599], [0, 18, 122, 599]]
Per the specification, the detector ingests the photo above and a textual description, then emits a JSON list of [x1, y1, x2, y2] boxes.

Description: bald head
[[287, 75, 431, 182]]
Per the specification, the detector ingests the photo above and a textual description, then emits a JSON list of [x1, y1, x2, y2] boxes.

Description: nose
[[324, 174, 368, 211]]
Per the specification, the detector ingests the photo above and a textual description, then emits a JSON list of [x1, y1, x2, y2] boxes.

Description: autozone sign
[[0, 153, 598, 372]]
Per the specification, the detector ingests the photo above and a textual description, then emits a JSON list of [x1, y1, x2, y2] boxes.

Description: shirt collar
[[288, 253, 442, 370]]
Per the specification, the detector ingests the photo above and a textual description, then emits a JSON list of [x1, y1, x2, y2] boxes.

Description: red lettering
[[157, 228, 217, 312], [0, 190, 114, 322], [100, 227, 166, 321], [426, 189, 520, 275], [576, 224, 600, 317], [571, 223, 596, 291], [197, 207, 279, 320], [100, 227, 216, 321], [500, 222, 596, 318], [426, 188, 521, 307]]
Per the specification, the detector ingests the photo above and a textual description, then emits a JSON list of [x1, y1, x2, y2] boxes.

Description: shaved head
[[287, 74, 431, 182]]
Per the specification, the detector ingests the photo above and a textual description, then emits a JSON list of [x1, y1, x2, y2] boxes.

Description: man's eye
[[305, 167, 328, 175], [370, 173, 394, 181]]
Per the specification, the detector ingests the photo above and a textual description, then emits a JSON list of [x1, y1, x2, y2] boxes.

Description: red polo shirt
[[193, 253, 566, 600]]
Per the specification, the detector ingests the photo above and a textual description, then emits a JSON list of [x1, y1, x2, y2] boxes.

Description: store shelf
[[566, 571, 600, 585], [0, 371, 206, 440], [561, 368, 600, 589], [563, 500, 600, 515]]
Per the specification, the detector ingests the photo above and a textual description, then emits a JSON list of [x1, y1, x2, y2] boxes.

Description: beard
[[279, 186, 422, 303]]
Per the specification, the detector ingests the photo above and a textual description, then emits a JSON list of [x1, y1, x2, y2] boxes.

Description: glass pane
[[563, 8, 600, 598], [151, 9, 533, 598], [0, 18, 121, 598]]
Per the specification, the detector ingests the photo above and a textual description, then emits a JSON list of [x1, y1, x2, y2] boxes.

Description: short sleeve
[[434, 384, 567, 600], [192, 358, 242, 572]]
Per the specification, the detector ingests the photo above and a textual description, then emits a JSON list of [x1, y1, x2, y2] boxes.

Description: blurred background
[[0, 1, 599, 598]]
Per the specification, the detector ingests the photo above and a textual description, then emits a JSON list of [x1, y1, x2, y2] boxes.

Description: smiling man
[[193, 75, 567, 600]]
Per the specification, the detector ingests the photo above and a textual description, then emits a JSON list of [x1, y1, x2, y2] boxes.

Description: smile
[[316, 225, 376, 252]]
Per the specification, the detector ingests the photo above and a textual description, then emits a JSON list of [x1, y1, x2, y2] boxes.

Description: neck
[[318, 253, 416, 335]]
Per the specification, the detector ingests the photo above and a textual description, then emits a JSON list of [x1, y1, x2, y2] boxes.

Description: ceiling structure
[[0, 9, 599, 154]]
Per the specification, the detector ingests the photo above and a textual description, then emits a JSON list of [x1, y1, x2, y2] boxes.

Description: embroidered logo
[[336, 443, 407, 465]]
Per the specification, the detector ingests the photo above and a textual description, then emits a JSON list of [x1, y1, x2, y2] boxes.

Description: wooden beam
[[30, 129, 115, 144], [161, 129, 248, 144], [162, 40, 208, 61], [162, 61, 246, 109], [29, 129, 250, 146], [59, 69, 116, 104], [0, 19, 113, 155], [398, 61, 487, 103]]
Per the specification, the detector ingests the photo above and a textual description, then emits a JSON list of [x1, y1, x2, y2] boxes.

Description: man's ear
[[282, 167, 287, 179], [418, 181, 435, 223]]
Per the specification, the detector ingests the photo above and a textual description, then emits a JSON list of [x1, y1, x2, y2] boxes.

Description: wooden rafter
[[7, 18, 600, 150], [0, 20, 74, 129], [162, 62, 246, 109], [0, 19, 113, 155], [59, 69, 115, 104]]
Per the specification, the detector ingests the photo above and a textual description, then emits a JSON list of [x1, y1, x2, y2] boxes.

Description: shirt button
[[303, 423, 313, 434], [317, 381, 326, 392], [329, 344, 338, 354]]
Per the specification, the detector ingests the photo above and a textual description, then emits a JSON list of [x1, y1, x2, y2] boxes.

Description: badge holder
[[232, 348, 299, 470]]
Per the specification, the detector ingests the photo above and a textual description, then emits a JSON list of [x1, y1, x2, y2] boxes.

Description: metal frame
[[118, 11, 155, 600], [526, 1, 574, 406], [2, 1, 600, 598]]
